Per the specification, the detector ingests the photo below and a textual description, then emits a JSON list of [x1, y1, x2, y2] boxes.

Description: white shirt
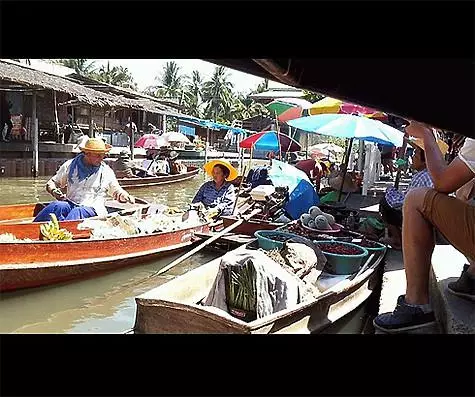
[[459, 138, 475, 174], [52, 159, 124, 216]]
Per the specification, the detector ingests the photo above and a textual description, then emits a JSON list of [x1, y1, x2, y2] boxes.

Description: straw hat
[[408, 137, 448, 156], [79, 138, 112, 153], [169, 150, 179, 160], [204, 159, 239, 181]]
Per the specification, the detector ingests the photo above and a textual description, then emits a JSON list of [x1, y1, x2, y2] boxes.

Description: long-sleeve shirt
[[192, 181, 236, 216], [385, 168, 434, 209]]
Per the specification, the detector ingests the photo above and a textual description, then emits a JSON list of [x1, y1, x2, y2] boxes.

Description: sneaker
[[447, 264, 475, 302], [373, 295, 436, 333]]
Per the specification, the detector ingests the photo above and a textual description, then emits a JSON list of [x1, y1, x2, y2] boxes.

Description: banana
[[39, 214, 73, 241]]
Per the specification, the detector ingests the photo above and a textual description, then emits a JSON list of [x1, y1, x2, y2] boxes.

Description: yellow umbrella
[[308, 97, 342, 115], [308, 97, 387, 120]]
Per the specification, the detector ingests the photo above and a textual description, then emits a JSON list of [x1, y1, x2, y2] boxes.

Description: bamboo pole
[[204, 127, 209, 164], [32, 92, 38, 178], [129, 116, 135, 160], [89, 105, 94, 138], [337, 137, 354, 202], [53, 91, 60, 143]]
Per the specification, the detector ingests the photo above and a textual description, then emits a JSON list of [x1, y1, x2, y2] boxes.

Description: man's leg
[[33, 201, 73, 222], [374, 188, 475, 332], [402, 188, 436, 305], [65, 206, 96, 220]]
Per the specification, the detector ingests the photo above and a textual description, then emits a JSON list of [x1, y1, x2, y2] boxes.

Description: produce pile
[[78, 205, 206, 239], [317, 242, 364, 256], [0, 233, 33, 243], [300, 206, 336, 231]]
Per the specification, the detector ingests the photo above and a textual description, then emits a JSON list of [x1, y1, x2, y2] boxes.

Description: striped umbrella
[[308, 97, 387, 120], [239, 130, 301, 153], [266, 98, 313, 122]]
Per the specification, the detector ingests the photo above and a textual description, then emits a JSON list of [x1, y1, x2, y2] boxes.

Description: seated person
[[34, 138, 135, 222], [168, 151, 187, 175], [113, 150, 145, 178], [379, 138, 447, 249], [192, 160, 238, 217], [374, 123, 475, 333]]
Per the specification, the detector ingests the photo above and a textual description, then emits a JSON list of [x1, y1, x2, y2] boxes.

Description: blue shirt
[[385, 169, 434, 209], [192, 181, 236, 216]]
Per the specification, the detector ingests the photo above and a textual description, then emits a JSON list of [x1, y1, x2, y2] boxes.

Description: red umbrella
[[134, 134, 167, 149], [239, 130, 301, 153]]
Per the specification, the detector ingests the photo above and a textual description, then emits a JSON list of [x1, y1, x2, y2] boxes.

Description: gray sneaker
[[447, 264, 475, 302], [373, 295, 436, 334]]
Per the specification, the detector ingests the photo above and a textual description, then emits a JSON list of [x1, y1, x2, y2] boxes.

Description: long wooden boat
[[133, 241, 386, 334], [117, 166, 199, 189], [0, 221, 209, 292], [0, 199, 149, 240]]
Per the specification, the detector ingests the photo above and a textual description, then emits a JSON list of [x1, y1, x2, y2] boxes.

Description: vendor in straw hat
[[34, 138, 135, 222], [191, 159, 238, 217], [378, 136, 448, 249]]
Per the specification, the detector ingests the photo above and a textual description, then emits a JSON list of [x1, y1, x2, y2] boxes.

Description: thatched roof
[[0, 59, 183, 116]]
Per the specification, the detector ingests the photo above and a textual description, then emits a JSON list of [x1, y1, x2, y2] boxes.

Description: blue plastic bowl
[[254, 230, 301, 251], [316, 240, 369, 275]]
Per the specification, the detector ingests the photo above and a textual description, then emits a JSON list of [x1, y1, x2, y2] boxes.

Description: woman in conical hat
[[191, 160, 238, 217], [33, 138, 135, 222]]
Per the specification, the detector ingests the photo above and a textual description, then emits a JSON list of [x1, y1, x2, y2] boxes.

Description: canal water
[[0, 171, 380, 334]]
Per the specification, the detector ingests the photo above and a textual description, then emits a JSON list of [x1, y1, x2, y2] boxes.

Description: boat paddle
[[152, 207, 262, 277]]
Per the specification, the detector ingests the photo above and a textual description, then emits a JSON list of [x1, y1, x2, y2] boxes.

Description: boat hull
[[117, 167, 199, 189], [133, 243, 385, 334], [0, 200, 148, 240], [0, 223, 209, 292], [221, 215, 282, 236]]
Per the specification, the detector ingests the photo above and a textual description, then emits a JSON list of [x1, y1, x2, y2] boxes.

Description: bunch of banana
[[165, 206, 184, 216], [40, 213, 73, 241]]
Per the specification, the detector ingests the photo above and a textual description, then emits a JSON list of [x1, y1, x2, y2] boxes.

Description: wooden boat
[[221, 214, 283, 236], [0, 199, 149, 240], [117, 166, 199, 189], [0, 221, 209, 292], [133, 240, 386, 334]]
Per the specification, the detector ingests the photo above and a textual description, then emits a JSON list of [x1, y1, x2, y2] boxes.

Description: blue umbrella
[[287, 114, 404, 147], [268, 160, 319, 220]]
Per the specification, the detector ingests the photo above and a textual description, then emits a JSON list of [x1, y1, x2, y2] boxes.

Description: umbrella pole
[[275, 112, 282, 160], [338, 138, 354, 202], [248, 147, 254, 170], [394, 132, 408, 189]]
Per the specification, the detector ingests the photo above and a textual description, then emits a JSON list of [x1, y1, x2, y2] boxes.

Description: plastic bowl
[[355, 240, 387, 253], [316, 240, 369, 275], [254, 230, 301, 251]]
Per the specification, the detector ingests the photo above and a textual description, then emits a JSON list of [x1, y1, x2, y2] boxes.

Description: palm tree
[[55, 59, 97, 76], [254, 78, 269, 94], [155, 61, 184, 100], [182, 70, 203, 118], [201, 66, 234, 122], [93, 62, 137, 90]]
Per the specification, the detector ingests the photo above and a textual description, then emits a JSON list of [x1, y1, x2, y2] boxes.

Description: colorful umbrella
[[287, 114, 404, 147], [134, 134, 168, 149], [268, 160, 319, 219], [308, 97, 387, 120], [266, 98, 312, 122], [239, 130, 301, 153]]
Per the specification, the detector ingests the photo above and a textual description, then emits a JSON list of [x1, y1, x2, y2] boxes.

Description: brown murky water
[[0, 172, 224, 334]]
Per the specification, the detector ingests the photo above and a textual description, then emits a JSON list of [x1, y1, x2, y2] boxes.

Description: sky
[[92, 59, 266, 94]]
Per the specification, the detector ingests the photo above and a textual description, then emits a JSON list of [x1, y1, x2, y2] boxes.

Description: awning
[[179, 124, 196, 137]]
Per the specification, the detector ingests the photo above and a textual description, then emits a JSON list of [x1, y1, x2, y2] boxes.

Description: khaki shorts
[[422, 189, 475, 261]]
